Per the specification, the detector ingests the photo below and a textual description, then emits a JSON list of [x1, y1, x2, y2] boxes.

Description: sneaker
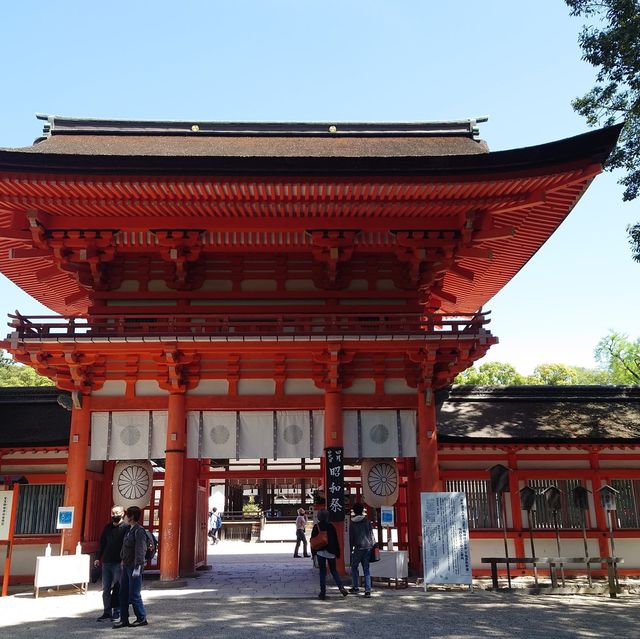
[[340, 588, 348, 597], [112, 621, 130, 628], [348, 587, 360, 594], [97, 613, 111, 621], [131, 619, 148, 627], [318, 592, 326, 600], [364, 591, 371, 598]]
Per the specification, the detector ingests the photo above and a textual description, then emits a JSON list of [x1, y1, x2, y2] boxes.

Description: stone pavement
[[1, 541, 639, 638]]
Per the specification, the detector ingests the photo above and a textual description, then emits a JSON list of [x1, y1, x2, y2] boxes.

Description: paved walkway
[[1, 541, 639, 638]]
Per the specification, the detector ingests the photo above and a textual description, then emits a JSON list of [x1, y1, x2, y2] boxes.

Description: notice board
[[420, 492, 472, 585]]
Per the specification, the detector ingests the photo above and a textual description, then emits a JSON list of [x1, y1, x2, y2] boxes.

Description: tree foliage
[[0, 351, 53, 387], [566, 0, 640, 260], [595, 331, 640, 383], [455, 362, 525, 385]]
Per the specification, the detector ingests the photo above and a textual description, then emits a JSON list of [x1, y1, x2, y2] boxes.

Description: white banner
[[421, 492, 472, 585], [91, 411, 168, 460], [344, 410, 416, 458], [0, 490, 14, 541]]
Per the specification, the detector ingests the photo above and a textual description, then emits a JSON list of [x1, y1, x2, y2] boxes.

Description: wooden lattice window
[[444, 479, 501, 529], [611, 479, 640, 529], [14, 484, 64, 535], [527, 479, 584, 529]]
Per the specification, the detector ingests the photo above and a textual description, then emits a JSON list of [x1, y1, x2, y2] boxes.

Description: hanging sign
[[325, 447, 345, 522], [113, 460, 154, 509], [421, 492, 472, 586], [56, 506, 75, 530], [361, 458, 399, 507], [381, 506, 395, 528], [0, 490, 14, 541]]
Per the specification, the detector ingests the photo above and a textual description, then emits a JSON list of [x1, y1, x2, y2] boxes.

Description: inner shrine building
[[0, 115, 621, 580]]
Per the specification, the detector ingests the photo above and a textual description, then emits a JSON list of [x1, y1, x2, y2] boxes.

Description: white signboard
[[421, 492, 472, 586], [0, 490, 14, 541], [56, 506, 74, 530]]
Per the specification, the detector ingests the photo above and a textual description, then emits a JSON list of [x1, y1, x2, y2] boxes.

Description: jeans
[[350, 548, 372, 592], [317, 554, 343, 594], [101, 562, 121, 617], [294, 529, 308, 556], [119, 565, 146, 623]]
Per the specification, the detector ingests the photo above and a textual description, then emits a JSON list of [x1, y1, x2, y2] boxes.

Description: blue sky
[[1, 0, 638, 373]]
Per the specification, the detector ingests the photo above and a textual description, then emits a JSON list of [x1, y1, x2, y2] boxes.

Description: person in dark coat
[[113, 506, 148, 628], [349, 502, 375, 597], [310, 509, 348, 600], [94, 505, 129, 621]]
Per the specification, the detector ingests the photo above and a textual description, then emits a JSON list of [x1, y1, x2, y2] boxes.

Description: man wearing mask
[[95, 505, 128, 622]]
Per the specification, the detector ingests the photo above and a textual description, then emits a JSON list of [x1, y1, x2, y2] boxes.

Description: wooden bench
[[481, 556, 623, 598]]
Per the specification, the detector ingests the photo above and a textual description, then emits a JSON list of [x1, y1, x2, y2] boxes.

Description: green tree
[[595, 331, 640, 383], [0, 350, 53, 387], [566, 0, 640, 260], [455, 362, 525, 385], [524, 363, 607, 385]]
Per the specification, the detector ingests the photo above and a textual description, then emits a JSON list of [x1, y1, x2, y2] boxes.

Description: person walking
[[293, 507, 310, 558], [208, 507, 222, 544], [310, 509, 348, 600], [349, 502, 375, 597], [113, 506, 148, 628], [94, 505, 129, 622]]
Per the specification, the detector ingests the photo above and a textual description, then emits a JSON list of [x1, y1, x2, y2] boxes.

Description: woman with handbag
[[310, 509, 348, 600], [348, 502, 375, 597]]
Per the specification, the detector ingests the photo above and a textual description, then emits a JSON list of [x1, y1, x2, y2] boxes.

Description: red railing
[[7, 310, 491, 340]]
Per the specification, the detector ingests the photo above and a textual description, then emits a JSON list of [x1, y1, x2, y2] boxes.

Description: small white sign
[[421, 492, 472, 585], [56, 506, 74, 529], [0, 490, 14, 541], [381, 505, 394, 528]]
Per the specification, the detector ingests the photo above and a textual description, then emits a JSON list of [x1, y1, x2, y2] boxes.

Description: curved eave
[[0, 125, 622, 176], [0, 125, 622, 316]]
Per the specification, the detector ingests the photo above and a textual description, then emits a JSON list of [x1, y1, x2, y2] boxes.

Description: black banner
[[325, 447, 345, 522]]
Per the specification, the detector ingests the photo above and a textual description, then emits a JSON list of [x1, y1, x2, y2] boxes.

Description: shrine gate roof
[[0, 116, 622, 315]]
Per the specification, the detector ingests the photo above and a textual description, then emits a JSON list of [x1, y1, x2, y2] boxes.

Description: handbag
[[369, 545, 380, 563], [310, 529, 328, 552]]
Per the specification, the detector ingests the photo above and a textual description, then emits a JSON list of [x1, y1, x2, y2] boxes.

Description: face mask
[[112, 515, 122, 524]]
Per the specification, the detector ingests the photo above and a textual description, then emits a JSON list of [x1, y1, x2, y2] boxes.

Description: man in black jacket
[[94, 505, 129, 622]]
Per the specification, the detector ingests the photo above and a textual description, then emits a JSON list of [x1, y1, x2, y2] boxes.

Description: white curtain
[[344, 410, 416, 458], [187, 410, 237, 459], [90, 411, 168, 460]]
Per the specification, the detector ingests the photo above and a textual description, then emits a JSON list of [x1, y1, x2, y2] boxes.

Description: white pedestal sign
[[421, 492, 472, 587]]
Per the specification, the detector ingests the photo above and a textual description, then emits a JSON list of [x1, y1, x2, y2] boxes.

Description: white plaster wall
[[284, 279, 319, 291], [284, 379, 323, 395], [189, 380, 229, 395], [384, 379, 414, 395], [237, 379, 276, 395], [0, 543, 60, 577], [343, 379, 375, 394], [469, 538, 516, 568], [92, 381, 127, 397], [135, 380, 169, 396]]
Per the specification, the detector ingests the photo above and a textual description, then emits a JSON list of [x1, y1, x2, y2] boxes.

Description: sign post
[[1, 485, 20, 597], [420, 492, 472, 591], [56, 506, 75, 556]]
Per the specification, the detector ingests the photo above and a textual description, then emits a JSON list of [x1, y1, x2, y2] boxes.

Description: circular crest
[[210, 424, 231, 445], [120, 425, 141, 447], [112, 460, 153, 509], [283, 423, 303, 445], [360, 458, 399, 507], [369, 423, 389, 444]]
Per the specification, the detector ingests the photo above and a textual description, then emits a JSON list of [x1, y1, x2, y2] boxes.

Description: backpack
[[145, 530, 158, 562]]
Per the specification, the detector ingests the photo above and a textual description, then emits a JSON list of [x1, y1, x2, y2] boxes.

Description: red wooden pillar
[[179, 457, 199, 575], [160, 392, 186, 581], [324, 389, 346, 575], [62, 394, 91, 552], [404, 457, 422, 572], [508, 454, 525, 560], [418, 388, 441, 493]]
